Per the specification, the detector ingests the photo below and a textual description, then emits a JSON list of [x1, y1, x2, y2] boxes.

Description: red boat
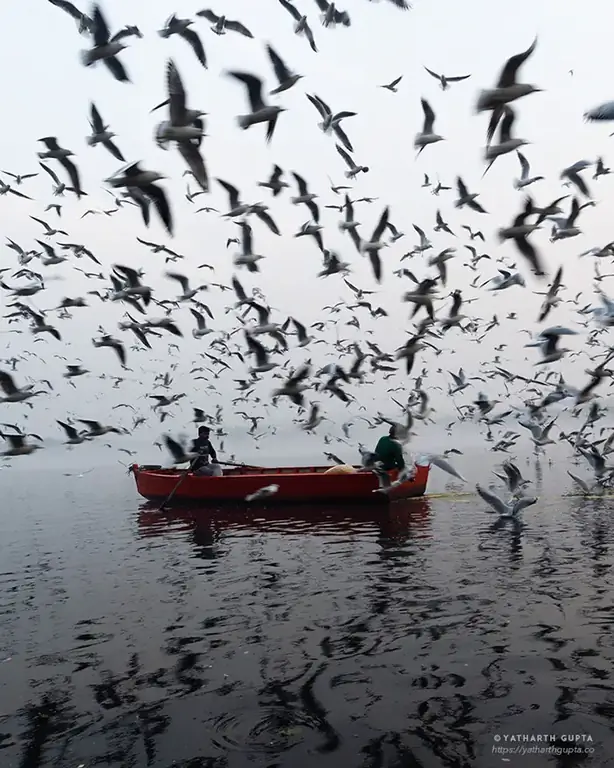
[[130, 462, 430, 504]]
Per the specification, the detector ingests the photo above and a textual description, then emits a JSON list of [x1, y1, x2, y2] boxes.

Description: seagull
[[336, 145, 369, 178], [190, 308, 214, 338], [266, 45, 303, 94], [518, 417, 557, 448], [415, 98, 443, 154], [258, 165, 289, 196], [272, 364, 311, 406], [245, 332, 278, 373], [234, 222, 263, 271], [380, 75, 402, 92], [536, 266, 563, 322], [594, 157, 610, 180], [245, 484, 280, 502], [0, 182, 31, 200], [228, 71, 285, 142], [92, 334, 127, 366], [550, 197, 582, 242], [314, 0, 351, 28], [435, 210, 454, 235], [560, 161, 592, 198], [360, 207, 390, 282], [37, 138, 84, 197], [455, 177, 486, 212], [57, 421, 89, 445], [526, 326, 576, 364], [106, 163, 172, 235], [1, 433, 43, 457], [277, 0, 318, 52], [48, 0, 93, 33], [584, 101, 614, 122], [1, 170, 37, 185], [498, 197, 544, 276], [165, 272, 206, 301], [30, 217, 68, 237], [514, 150, 543, 189], [476, 484, 538, 519], [483, 106, 528, 176], [196, 9, 253, 37], [87, 103, 125, 162], [424, 67, 470, 90], [476, 38, 540, 112], [291, 173, 319, 222], [156, 60, 208, 193], [158, 14, 207, 68], [0, 371, 46, 403], [81, 4, 130, 82], [306, 93, 356, 151]]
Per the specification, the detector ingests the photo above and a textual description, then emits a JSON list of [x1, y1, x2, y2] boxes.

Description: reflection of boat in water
[[131, 463, 430, 504], [137, 498, 433, 549]]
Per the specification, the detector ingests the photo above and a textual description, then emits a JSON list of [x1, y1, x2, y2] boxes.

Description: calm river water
[[0, 454, 612, 767]]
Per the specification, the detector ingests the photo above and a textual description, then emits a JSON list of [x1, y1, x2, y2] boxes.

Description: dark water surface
[[1, 464, 613, 767]]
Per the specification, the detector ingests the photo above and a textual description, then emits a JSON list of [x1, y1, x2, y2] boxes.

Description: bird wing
[[217, 178, 240, 209], [278, 0, 303, 21], [306, 93, 330, 119], [513, 233, 544, 277], [497, 37, 538, 88], [166, 272, 189, 292], [0, 371, 17, 395], [177, 140, 209, 194], [90, 103, 104, 133], [225, 20, 253, 37], [59, 156, 84, 196], [476, 484, 507, 514], [166, 59, 187, 125], [145, 182, 173, 235], [92, 4, 111, 45], [421, 98, 435, 133], [179, 28, 207, 68], [424, 67, 441, 80], [266, 45, 291, 83], [197, 9, 220, 23], [228, 71, 265, 112], [372, 207, 389, 241], [517, 150, 530, 178], [335, 144, 355, 169]]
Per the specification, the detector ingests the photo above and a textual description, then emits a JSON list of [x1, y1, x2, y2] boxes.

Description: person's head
[[198, 426, 210, 438], [389, 425, 396, 439]]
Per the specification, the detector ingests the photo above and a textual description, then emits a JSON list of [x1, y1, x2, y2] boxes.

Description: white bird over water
[[476, 484, 538, 519]]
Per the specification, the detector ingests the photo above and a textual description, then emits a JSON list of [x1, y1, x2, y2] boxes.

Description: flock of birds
[[3, 0, 614, 517]]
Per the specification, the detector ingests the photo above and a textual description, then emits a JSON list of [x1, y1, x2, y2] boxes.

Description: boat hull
[[131, 463, 430, 505]]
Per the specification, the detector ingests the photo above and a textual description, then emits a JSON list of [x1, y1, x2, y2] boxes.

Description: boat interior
[[135, 464, 369, 476]]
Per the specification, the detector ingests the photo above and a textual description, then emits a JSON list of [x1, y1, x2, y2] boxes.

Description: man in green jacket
[[373, 426, 405, 471]]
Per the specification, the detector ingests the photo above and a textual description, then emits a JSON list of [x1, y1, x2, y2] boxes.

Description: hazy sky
[[0, 0, 613, 464]]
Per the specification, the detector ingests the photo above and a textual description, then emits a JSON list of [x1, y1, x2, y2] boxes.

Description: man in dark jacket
[[373, 426, 405, 471], [190, 426, 222, 476]]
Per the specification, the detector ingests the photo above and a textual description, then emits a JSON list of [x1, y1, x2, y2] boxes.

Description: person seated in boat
[[373, 426, 406, 471], [191, 426, 223, 476]]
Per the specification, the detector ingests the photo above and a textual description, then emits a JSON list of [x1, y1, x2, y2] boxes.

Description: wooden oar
[[158, 459, 196, 511], [218, 460, 266, 470]]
